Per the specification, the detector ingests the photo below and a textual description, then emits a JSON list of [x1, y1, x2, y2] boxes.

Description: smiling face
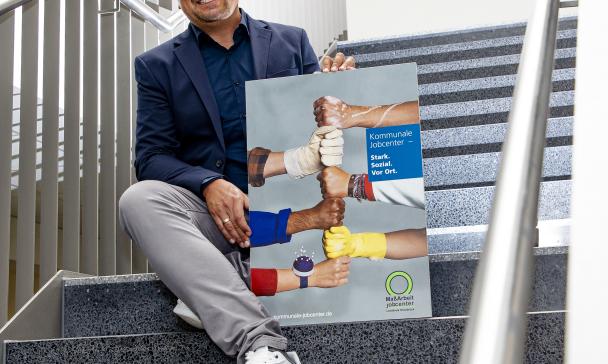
[[179, 0, 239, 24]]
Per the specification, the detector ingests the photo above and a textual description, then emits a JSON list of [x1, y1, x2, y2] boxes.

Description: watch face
[[292, 255, 314, 277]]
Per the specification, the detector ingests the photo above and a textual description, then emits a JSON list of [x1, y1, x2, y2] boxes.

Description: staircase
[[2, 17, 576, 363]]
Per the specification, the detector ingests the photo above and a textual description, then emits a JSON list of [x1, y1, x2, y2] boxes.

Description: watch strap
[[299, 275, 308, 289]]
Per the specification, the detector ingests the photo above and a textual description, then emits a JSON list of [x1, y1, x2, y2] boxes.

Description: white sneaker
[[173, 299, 203, 329], [244, 346, 301, 364]]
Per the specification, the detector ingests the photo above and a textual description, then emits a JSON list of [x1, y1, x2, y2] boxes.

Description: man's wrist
[[201, 176, 223, 198]]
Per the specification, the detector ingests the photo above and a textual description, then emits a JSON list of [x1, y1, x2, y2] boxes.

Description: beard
[[189, 0, 238, 23]]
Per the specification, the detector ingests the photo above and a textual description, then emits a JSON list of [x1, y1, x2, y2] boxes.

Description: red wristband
[[364, 174, 375, 201], [251, 268, 278, 296]]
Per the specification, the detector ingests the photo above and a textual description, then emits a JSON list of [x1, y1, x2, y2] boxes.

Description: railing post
[[15, 0, 39, 310], [99, 0, 117, 276], [459, 0, 560, 362], [116, 3, 133, 275], [40, 0, 61, 284], [0, 7, 15, 325], [62, 0, 82, 272], [82, 0, 99, 275], [130, 12, 148, 274]]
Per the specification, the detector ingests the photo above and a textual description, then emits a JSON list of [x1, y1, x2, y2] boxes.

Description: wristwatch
[[292, 255, 314, 289]]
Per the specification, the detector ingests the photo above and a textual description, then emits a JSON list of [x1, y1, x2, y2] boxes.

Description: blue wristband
[[299, 275, 308, 289]]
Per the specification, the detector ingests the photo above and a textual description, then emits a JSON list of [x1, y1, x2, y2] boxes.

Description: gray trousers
[[118, 180, 287, 362]]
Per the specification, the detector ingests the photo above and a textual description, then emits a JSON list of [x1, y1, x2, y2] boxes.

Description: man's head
[[179, 0, 239, 24]]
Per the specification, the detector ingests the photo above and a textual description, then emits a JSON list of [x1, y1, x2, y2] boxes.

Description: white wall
[[239, 0, 347, 56], [346, 0, 577, 41]]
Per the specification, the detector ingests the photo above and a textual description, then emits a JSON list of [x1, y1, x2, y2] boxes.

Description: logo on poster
[[385, 271, 415, 311], [385, 271, 413, 296]]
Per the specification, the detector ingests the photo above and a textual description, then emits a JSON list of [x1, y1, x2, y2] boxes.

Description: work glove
[[284, 126, 344, 179], [323, 226, 387, 260]]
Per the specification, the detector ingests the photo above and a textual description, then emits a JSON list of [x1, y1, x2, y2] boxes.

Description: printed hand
[[320, 52, 356, 72], [309, 256, 351, 288], [309, 198, 345, 230], [318, 166, 350, 199], [283, 126, 343, 179], [203, 179, 251, 248], [313, 96, 354, 129], [323, 226, 387, 259]]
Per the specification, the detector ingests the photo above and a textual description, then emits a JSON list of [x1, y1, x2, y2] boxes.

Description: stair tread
[[61, 247, 566, 338], [6, 312, 565, 364]]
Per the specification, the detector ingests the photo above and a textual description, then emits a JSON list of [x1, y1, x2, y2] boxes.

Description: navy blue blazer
[[134, 15, 320, 197]]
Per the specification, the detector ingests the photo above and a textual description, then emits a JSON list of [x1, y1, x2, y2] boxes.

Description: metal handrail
[[0, 0, 187, 32], [458, 0, 560, 362]]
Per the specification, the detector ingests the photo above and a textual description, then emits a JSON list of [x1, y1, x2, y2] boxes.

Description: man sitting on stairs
[[118, 0, 355, 363]]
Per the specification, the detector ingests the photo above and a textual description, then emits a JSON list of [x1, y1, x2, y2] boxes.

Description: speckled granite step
[[426, 180, 570, 229], [338, 17, 576, 56], [419, 68, 574, 106], [61, 247, 566, 338], [423, 145, 570, 190], [421, 116, 572, 155], [8, 311, 565, 363], [356, 28, 575, 67], [420, 90, 573, 130]]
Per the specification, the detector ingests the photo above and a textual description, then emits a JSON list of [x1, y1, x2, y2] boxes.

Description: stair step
[[423, 145, 570, 190], [337, 17, 576, 56], [352, 28, 575, 69], [419, 68, 574, 106], [426, 180, 570, 229], [62, 247, 566, 338], [420, 90, 573, 130], [421, 116, 572, 152], [7, 311, 565, 363]]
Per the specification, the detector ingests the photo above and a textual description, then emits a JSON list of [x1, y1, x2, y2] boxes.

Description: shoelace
[[244, 349, 282, 364]]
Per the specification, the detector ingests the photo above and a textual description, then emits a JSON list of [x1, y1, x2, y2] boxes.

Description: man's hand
[[203, 179, 252, 248], [318, 166, 350, 199], [313, 96, 355, 129], [321, 52, 356, 73], [309, 256, 351, 288]]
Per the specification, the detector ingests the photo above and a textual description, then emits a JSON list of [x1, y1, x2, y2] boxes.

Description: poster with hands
[[246, 63, 432, 325]]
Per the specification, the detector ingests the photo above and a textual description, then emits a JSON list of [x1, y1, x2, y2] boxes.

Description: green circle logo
[[385, 271, 413, 296]]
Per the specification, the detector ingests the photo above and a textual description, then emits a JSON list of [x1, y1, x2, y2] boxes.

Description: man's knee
[[118, 180, 170, 224]]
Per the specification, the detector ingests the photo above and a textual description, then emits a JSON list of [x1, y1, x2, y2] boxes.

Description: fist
[[310, 198, 345, 230], [309, 256, 351, 288], [318, 166, 350, 199], [313, 96, 353, 129]]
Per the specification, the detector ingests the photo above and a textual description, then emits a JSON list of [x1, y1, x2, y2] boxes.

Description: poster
[[246, 63, 432, 326]]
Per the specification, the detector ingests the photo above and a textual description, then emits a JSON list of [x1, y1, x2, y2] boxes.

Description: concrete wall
[[239, 0, 347, 56]]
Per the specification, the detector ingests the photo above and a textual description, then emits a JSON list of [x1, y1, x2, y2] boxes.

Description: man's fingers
[[332, 53, 345, 71], [212, 214, 236, 244], [242, 194, 250, 211], [222, 220, 242, 244], [339, 56, 356, 71], [321, 56, 333, 73]]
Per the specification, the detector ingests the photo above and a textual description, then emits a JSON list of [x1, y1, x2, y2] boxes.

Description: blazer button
[[216, 160, 224, 168]]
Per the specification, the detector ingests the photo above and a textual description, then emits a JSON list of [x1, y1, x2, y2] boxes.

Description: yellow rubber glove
[[323, 226, 387, 259]]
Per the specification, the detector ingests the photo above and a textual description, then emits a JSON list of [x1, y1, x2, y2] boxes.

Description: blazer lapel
[[173, 30, 225, 150], [248, 18, 272, 79]]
